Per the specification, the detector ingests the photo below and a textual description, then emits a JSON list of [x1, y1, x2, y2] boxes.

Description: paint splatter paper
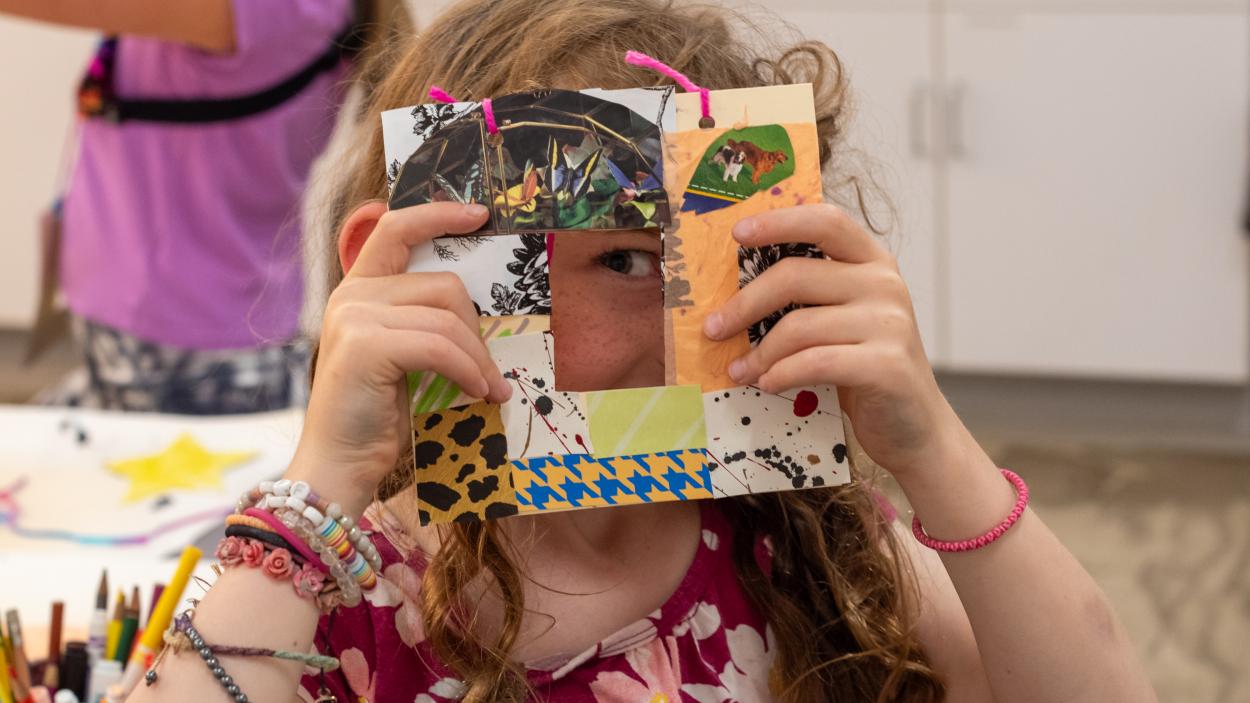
[[390, 82, 849, 525], [701, 386, 848, 498], [407, 315, 550, 415], [489, 332, 592, 459]]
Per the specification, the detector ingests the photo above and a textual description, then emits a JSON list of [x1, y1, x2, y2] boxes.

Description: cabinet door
[[944, 10, 1250, 382], [784, 7, 944, 363]]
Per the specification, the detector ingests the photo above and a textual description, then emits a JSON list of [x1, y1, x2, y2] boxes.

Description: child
[[2, 0, 407, 413], [128, 0, 1157, 701]]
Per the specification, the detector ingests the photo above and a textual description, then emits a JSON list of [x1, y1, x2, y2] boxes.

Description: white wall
[[0, 17, 95, 328]]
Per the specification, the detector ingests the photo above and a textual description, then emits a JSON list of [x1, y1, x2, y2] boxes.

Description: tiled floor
[[2, 329, 1247, 698]]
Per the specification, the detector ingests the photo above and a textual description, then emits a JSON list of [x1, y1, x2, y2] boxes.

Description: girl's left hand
[[703, 203, 965, 478]]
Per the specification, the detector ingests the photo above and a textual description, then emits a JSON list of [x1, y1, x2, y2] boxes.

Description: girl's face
[[549, 231, 664, 392]]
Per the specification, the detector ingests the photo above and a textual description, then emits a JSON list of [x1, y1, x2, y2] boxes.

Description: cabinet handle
[[947, 82, 967, 160], [909, 82, 929, 159]]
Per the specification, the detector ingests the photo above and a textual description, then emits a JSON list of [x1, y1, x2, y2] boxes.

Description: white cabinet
[[944, 11, 1249, 382], [787, 2, 1249, 383], [788, 8, 945, 362]]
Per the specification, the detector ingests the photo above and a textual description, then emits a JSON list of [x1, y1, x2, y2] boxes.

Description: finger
[[705, 257, 867, 340], [379, 306, 511, 402], [342, 272, 481, 335], [733, 203, 887, 264], [755, 343, 877, 395], [726, 306, 871, 385], [380, 328, 493, 401], [350, 202, 490, 279]]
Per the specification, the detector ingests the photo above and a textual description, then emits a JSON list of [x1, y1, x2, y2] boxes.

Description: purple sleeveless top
[[299, 502, 778, 702]]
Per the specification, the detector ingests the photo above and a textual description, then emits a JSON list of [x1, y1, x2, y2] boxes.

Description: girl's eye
[[600, 250, 658, 277]]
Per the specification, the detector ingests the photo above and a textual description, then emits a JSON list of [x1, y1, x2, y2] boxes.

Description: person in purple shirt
[[3, 0, 408, 414]]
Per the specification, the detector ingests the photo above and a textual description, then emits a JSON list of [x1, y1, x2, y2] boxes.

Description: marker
[[42, 602, 63, 690], [86, 571, 109, 666], [103, 591, 123, 661], [117, 546, 201, 695]]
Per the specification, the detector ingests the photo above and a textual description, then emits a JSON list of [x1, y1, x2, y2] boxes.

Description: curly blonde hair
[[318, 1, 946, 700]]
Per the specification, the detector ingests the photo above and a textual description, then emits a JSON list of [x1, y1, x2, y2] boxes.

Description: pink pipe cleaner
[[481, 97, 498, 135], [624, 50, 711, 122], [428, 85, 458, 103]]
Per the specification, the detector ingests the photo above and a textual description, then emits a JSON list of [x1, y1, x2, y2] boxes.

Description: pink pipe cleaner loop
[[428, 85, 458, 103], [624, 50, 712, 125], [481, 97, 499, 135]]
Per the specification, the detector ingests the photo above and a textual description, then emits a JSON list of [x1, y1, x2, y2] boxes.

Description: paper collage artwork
[[387, 84, 848, 525]]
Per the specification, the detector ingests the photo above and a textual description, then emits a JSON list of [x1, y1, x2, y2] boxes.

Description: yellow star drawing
[[107, 434, 256, 503]]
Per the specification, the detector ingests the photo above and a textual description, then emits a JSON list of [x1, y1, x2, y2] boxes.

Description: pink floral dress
[[298, 501, 778, 702]]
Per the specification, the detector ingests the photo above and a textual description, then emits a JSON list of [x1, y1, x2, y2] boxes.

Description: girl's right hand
[[289, 202, 512, 517]]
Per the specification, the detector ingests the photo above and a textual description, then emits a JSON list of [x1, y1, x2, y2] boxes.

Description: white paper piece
[[702, 385, 849, 498], [407, 233, 550, 316], [488, 332, 592, 459]]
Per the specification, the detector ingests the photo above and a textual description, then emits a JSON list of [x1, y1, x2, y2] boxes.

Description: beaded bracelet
[[144, 612, 340, 701], [242, 508, 326, 570], [144, 613, 250, 702], [239, 480, 382, 572], [214, 535, 327, 600], [274, 507, 362, 609], [912, 469, 1030, 553]]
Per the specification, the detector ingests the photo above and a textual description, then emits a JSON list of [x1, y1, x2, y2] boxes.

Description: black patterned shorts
[[41, 319, 310, 415]]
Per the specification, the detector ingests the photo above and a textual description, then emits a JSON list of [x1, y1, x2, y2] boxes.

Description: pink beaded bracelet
[[912, 469, 1029, 553]]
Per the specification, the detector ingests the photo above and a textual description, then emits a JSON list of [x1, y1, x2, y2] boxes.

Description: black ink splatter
[[534, 395, 554, 416], [740, 416, 751, 426], [833, 444, 848, 463]]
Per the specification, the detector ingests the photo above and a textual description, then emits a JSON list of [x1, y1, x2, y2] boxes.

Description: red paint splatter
[[793, 390, 818, 417], [770, 186, 783, 195], [574, 434, 590, 453]]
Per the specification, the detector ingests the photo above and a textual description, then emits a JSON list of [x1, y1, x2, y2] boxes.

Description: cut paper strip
[[107, 434, 255, 503], [412, 402, 518, 526], [702, 385, 849, 498], [408, 233, 550, 317], [663, 84, 825, 391], [512, 448, 713, 513], [408, 315, 551, 415], [584, 385, 707, 457], [490, 332, 593, 459], [385, 87, 676, 234]]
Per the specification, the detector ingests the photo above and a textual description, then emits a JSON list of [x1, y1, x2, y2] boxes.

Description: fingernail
[[732, 218, 757, 243], [704, 312, 724, 339], [465, 203, 489, 217], [475, 378, 492, 399], [728, 358, 748, 383]]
